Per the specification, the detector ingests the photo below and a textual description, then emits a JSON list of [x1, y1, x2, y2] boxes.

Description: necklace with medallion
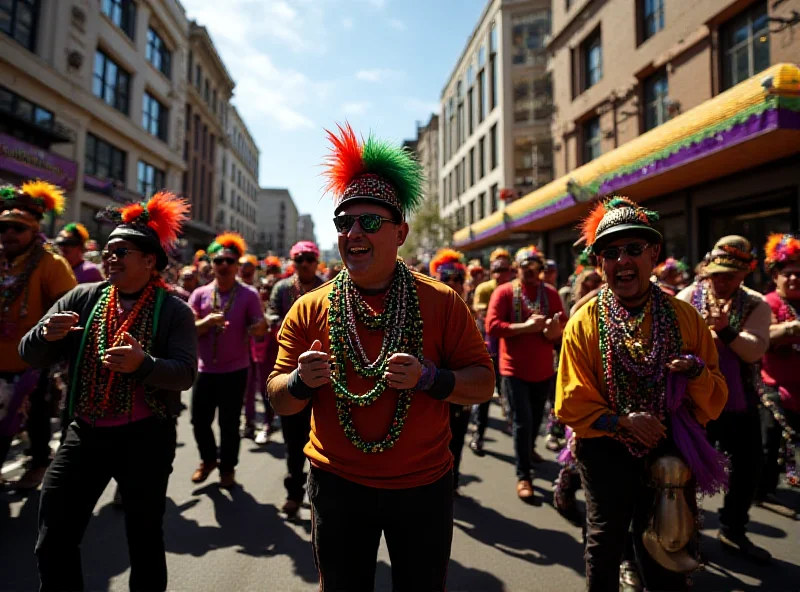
[[211, 281, 239, 363]]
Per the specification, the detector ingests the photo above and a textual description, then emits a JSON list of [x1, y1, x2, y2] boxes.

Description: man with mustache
[[758, 234, 800, 517], [558, 197, 728, 591], [677, 236, 773, 561], [0, 181, 76, 489], [266, 240, 324, 516], [189, 233, 267, 489], [268, 123, 493, 590], [55, 223, 104, 284], [486, 245, 566, 501]]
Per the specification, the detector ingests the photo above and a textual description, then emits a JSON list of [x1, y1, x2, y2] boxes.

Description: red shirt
[[761, 291, 800, 413], [485, 281, 563, 383]]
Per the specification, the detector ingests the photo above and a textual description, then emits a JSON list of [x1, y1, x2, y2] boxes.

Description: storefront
[[453, 63, 800, 285]]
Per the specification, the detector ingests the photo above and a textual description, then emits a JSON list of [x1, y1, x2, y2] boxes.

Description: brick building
[[453, 0, 800, 287]]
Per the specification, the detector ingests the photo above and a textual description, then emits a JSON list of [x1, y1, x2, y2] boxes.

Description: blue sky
[[180, 0, 486, 252]]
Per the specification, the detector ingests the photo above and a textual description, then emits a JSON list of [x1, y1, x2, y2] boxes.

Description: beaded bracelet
[[677, 354, 705, 379], [415, 359, 437, 392]]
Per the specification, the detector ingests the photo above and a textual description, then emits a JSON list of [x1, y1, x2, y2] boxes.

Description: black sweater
[[18, 282, 198, 419]]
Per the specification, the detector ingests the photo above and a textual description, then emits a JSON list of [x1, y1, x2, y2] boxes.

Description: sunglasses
[[333, 214, 395, 234], [440, 270, 465, 283], [600, 243, 651, 261], [0, 222, 30, 234], [493, 267, 510, 274], [101, 246, 140, 260], [293, 254, 317, 265], [213, 256, 238, 266]]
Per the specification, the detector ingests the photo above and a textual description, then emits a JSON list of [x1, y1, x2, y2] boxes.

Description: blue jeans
[[502, 375, 551, 481]]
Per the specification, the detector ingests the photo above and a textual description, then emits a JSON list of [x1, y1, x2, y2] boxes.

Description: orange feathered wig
[[430, 248, 466, 279], [765, 233, 800, 270], [208, 232, 247, 257]]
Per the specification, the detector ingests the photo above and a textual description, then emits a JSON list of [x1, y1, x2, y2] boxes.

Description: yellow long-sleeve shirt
[[555, 293, 728, 439]]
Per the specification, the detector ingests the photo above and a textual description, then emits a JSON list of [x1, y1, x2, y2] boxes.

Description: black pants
[[474, 355, 500, 441], [577, 437, 688, 592], [759, 390, 800, 497], [36, 417, 177, 592], [449, 404, 470, 488], [308, 467, 453, 592], [0, 370, 52, 468], [281, 403, 312, 502], [706, 406, 763, 534], [502, 375, 551, 480], [191, 369, 248, 473]]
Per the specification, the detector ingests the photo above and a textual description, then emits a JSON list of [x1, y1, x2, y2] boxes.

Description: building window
[[142, 92, 168, 141], [477, 192, 486, 220], [469, 147, 475, 187], [490, 184, 498, 213], [479, 70, 487, 122], [643, 70, 668, 131], [479, 136, 486, 179], [721, 1, 769, 91], [93, 50, 130, 115], [85, 133, 126, 183], [101, 0, 136, 40], [582, 117, 602, 164], [641, 0, 665, 42], [212, 90, 217, 113], [0, 85, 54, 135], [513, 77, 532, 123], [490, 124, 498, 170], [467, 88, 474, 135], [581, 28, 603, 91], [146, 28, 171, 78], [511, 10, 551, 66], [195, 65, 202, 90], [1, 0, 39, 50], [137, 161, 165, 198], [468, 200, 475, 225], [565, 0, 574, 10]]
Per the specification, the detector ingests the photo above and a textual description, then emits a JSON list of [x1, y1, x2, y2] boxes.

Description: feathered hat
[[208, 232, 247, 258], [194, 249, 210, 266], [515, 245, 544, 266], [654, 257, 690, 279], [55, 222, 90, 247], [430, 248, 466, 280], [322, 122, 424, 221], [263, 255, 282, 273], [579, 196, 662, 254], [1, 180, 66, 228], [239, 254, 258, 267], [290, 240, 320, 260], [704, 236, 757, 275], [765, 234, 800, 270], [98, 191, 190, 270]]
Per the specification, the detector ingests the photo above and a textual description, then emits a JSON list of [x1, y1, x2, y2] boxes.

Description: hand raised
[[103, 332, 146, 373], [43, 312, 81, 342], [298, 339, 330, 388], [384, 353, 423, 390]]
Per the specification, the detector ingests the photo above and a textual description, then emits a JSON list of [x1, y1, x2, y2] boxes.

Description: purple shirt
[[190, 281, 263, 374], [72, 260, 104, 284]]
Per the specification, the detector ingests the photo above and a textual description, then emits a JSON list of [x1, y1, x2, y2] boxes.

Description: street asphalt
[[1, 394, 799, 591]]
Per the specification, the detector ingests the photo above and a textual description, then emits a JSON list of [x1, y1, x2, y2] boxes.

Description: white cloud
[[366, 0, 387, 8], [181, 0, 334, 131], [342, 101, 371, 115], [388, 18, 407, 31], [342, 17, 354, 30], [355, 68, 404, 83]]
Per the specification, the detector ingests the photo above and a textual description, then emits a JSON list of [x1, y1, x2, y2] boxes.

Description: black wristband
[[426, 368, 456, 401], [717, 325, 739, 345], [287, 368, 316, 401]]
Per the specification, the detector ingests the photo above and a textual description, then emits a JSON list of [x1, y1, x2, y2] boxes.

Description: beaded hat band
[[580, 197, 662, 254], [704, 236, 756, 274]]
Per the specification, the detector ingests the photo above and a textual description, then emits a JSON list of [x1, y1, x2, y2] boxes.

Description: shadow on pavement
[[452, 495, 584, 575], [374, 557, 505, 592], [0, 490, 41, 591]]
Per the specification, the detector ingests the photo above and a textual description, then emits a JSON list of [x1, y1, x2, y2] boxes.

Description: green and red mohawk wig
[[63, 223, 90, 244], [208, 232, 247, 257], [322, 122, 424, 220], [430, 248, 466, 278], [579, 196, 661, 254]]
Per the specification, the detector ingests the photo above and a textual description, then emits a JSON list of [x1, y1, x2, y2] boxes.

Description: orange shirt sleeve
[[43, 254, 77, 307], [270, 298, 313, 379], [440, 287, 493, 371]]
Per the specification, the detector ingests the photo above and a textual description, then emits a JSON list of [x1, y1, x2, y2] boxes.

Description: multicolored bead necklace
[[597, 283, 682, 457], [327, 260, 423, 453], [775, 293, 800, 352], [512, 279, 549, 322], [0, 240, 45, 324], [70, 278, 166, 422], [211, 281, 239, 363], [690, 279, 750, 332]]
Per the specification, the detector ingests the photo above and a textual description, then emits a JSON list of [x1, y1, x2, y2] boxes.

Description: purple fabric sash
[[667, 372, 729, 495], [558, 427, 575, 465], [717, 343, 748, 412], [0, 369, 42, 438]]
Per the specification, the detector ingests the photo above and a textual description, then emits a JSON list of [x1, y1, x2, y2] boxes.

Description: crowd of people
[[0, 123, 798, 592]]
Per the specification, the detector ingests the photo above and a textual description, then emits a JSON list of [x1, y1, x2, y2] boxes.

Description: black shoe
[[718, 530, 772, 563], [242, 423, 256, 440], [755, 494, 797, 519], [469, 436, 484, 456]]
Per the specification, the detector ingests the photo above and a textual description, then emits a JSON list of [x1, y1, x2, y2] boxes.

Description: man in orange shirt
[[267, 124, 494, 591], [486, 245, 566, 501], [0, 181, 76, 488]]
